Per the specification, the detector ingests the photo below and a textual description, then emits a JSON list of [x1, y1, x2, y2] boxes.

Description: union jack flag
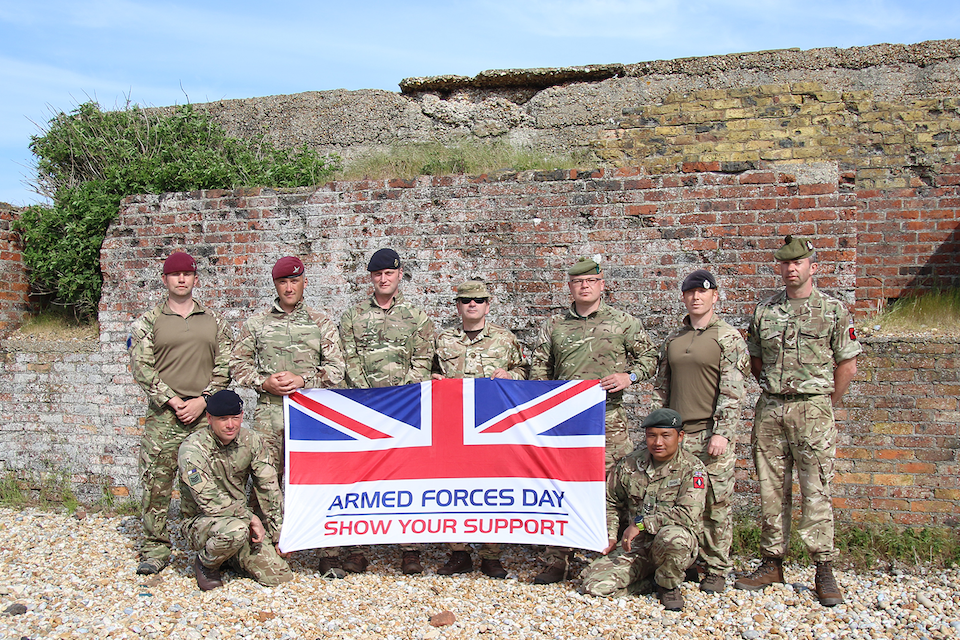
[[279, 378, 608, 552]]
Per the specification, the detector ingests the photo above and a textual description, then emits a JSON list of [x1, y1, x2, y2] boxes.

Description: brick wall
[[593, 83, 960, 314], [0, 166, 956, 526], [0, 208, 29, 335]]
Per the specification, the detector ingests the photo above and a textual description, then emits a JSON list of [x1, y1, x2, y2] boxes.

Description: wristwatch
[[632, 515, 645, 532], [628, 373, 638, 384]]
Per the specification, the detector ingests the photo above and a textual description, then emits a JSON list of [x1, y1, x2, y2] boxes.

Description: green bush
[[19, 101, 340, 319]]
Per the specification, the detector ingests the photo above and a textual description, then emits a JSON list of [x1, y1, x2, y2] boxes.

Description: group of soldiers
[[129, 236, 861, 611]]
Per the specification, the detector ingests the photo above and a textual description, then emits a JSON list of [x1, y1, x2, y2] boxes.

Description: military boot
[[136, 557, 167, 576], [342, 552, 369, 574], [533, 554, 569, 584], [814, 561, 844, 607], [480, 558, 508, 579], [194, 556, 223, 591], [316, 556, 346, 579], [437, 551, 472, 575], [657, 584, 684, 611], [401, 550, 423, 574], [699, 573, 726, 593], [734, 556, 784, 590]]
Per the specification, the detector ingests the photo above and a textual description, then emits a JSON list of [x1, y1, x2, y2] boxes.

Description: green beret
[[567, 257, 601, 276], [642, 408, 683, 430], [455, 281, 491, 299], [774, 235, 815, 261]]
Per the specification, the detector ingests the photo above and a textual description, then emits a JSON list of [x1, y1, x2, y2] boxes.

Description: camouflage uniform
[[531, 301, 657, 469], [340, 292, 435, 389], [581, 447, 706, 596], [230, 298, 345, 476], [434, 321, 530, 560], [653, 314, 749, 575], [179, 426, 293, 586], [130, 300, 232, 566], [747, 287, 862, 562], [339, 292, 434, 557]]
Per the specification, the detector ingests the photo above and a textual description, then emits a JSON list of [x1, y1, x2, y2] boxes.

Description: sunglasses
[[457, 297, 488, 304]]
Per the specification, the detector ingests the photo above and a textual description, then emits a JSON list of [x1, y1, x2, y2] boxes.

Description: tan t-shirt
[[152, 303, 221, 398], [665, 323, 722, 432]]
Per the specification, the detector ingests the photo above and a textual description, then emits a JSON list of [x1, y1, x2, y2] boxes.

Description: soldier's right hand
[[602, 538, 618, 554]]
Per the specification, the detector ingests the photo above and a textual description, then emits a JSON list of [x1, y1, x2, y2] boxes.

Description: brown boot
[[401, 550, 423, 574], [533, 557, 568, 584], [342, 552, 368, 574], [734, 557, 784, 590], [194, 556, 223, 591], [316, 556, 346, 579], [480, 558, 508, 579], [657, 584, 684, 611], [699, 573, 726, 593], [437, 551, 472, 575], [814, 561, 844, 607]]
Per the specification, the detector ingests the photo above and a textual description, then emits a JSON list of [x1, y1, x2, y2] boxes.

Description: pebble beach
[[0, 507, 957, 640]]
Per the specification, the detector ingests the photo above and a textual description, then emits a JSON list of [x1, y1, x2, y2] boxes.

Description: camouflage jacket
[[129, 299, 232, 408], [340, 292, 435, 388], [652, 314, 749, 441], [433, 322, 530, 380], [230, 298, 345, 398], [747, 287, 862, 395], [178, 426, 283, 541], [606, 447, 706, 540], [530, 301, 657, 407]]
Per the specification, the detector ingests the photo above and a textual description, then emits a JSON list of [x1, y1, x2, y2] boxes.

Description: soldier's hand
[[602, 538, 618, 554], [249, 515, 266, 543], [707, 434, 729, 456], [263, 372, 303, 396], [175, 396, 207, 425], [431, 373, 444, 381], [599, 373, 632, 393], [621, 524, 641, 552], [276, 543, 291, 559], [490, 368, 511, 379]]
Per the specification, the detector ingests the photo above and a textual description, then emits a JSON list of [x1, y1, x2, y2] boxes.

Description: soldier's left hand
[[175, 397, 207, 424], [276, 543, 291, 559], [621, 524, 641, 552], [599, 373, 632, 393], [249, 515, 266, 543], [707, 434, 729, 456]]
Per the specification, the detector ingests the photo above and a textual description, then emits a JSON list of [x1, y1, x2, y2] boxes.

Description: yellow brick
[[759, 84, 792, 96], [791, 82, 824, 94], [726, 151, 761, 162], [935, 489, 960, 500], [873, 474, 914, 486], [711, 99, 742, 109], [692, 89, 730, 101], [872, 122, 896, 133], [654, 125, 685, 136], [759, 149, 795, 160], [726, 130, 758, 142], [714, 142, 746, 152], [815, 91, 842, 103], [793, 147, 828, 159], [724, 108, 754, 120], [744, 140, 775, 151]]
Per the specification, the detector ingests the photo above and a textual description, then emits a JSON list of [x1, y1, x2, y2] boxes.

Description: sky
[[2, 0, 959, 207]]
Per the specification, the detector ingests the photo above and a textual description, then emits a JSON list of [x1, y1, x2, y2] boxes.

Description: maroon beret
[[272, 256, 305, 280], [163, 252, 196, 275]]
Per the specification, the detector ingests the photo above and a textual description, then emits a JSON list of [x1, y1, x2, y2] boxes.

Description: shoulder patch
[[187, 468, 202, 486], [693, 469, 705, 489], [848, 318, 857, 341]]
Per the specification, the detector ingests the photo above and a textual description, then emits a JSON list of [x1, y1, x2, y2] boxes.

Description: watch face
[[629, 373, 637, 382]]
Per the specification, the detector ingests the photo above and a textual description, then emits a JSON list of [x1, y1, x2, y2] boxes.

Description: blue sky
[[2, 0, 959, 207]]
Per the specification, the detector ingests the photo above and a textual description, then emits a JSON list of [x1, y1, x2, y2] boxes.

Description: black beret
[[206, 389, 243, 417], [367, 248, 401, 272], [681, 269, 718, 292]]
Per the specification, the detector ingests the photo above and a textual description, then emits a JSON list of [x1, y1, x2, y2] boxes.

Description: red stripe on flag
[[289, 391, 392, 440], [479, 380, 598, 433]]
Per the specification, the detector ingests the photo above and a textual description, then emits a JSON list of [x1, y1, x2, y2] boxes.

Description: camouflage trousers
[[138, 404, 205, 564], [752, 392, 837, 562], [581, 525, 698, 595], [183, 515, 293, 587], [681, 427, 736, 574], [542, 406, 632, 565]]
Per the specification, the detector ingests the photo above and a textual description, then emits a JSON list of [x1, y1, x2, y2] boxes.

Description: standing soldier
[[653, 269, 749, 593], [530, 257, 658, 583], [735, 236, 861, 607], [129, 251, 232, 576], [230, 256, 345, 573], [179, 390, 293, 591], [580, 409, 706, 611], [338, 247, 435, 574], [432, 280, 530, 578]]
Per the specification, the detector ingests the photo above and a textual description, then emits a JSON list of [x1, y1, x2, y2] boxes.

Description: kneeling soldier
[[580, 409, 706, 611], [178, 390, 293, 591]]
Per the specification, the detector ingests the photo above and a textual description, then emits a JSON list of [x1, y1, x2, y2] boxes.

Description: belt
[[763, 391, 822, 400]]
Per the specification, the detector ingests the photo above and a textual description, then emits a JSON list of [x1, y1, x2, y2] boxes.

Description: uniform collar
[[271, 297, 305, 316], [368, 291, 405, 311], [568, 300, 609, 320]]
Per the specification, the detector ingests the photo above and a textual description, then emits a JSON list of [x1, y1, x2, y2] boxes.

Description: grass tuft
[[0, 472, 27, 508], [335, 140, 590, 181], [869, 288, 960, 334]]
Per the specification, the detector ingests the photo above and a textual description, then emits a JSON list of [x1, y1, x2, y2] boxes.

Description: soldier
[[179, 389, 293, 591], [530, 256, 658, 583], [580, 409, 706, 611], [735, 236, 861, 607], [652, 269, 749, 593], [129, 251, 232, 575], [338, 247, 435, 574], [432, 280, 530, 578], [229, 256, 345, 575]]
